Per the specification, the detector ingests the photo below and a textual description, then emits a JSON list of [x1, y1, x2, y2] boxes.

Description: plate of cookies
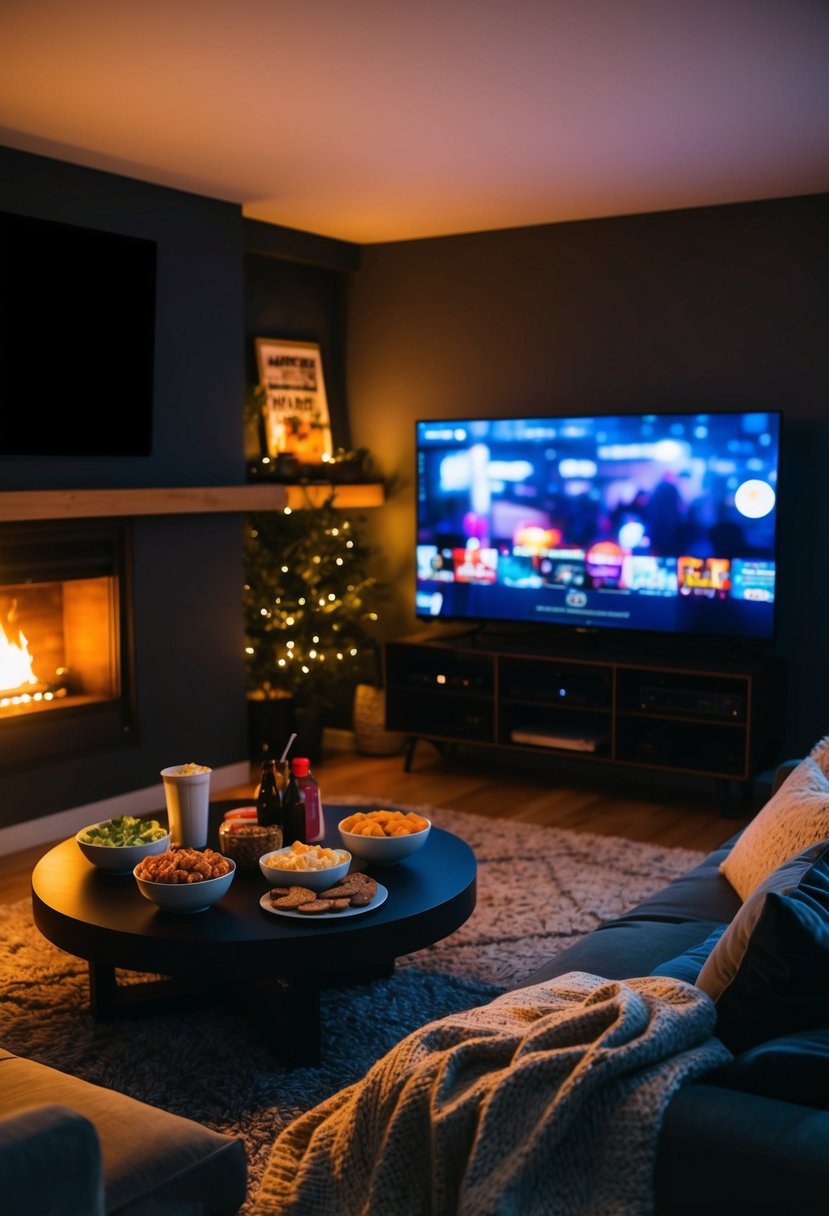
[[259, 872, 388, 919]]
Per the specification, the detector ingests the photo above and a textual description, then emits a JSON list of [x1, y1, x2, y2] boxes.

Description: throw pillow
[[711, 1027, 829, 1110], [697, 839, 829, 1055], [650, 925, 727, 984], [720, 736, 829, 900]]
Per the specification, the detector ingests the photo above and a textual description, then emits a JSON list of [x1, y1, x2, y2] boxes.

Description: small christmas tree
[[243, 494, 384, 716]]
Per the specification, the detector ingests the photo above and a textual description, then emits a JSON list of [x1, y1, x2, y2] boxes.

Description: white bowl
[[76, 819, 171, 874], [337, 813, 431, 865], [258, 844, 351, 892], [133, 854, 236, 913]]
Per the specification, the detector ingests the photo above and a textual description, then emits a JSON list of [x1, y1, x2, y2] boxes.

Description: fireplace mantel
[[0, 483, 385, 522]]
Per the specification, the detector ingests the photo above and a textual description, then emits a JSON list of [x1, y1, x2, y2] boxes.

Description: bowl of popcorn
[[76, 815, 171, 874], [337, 809, 431, 865], [258, 840, 351, 892], [133, 847, 236, 913]]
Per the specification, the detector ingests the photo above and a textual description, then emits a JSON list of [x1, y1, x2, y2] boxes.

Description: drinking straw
[[279, 732, 297, 763]]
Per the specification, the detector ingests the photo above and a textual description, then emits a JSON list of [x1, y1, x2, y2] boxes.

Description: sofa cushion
[[623, 845, 741, 925], [650, 924, 727, 984], [514, 915, 730, 989], [697, 839, 829, 1054], [720, 736, 829, 900], [655, 1083, 829, 1216], [515, 839, 740, 990], [0, 1052, 246, 1215], [710, 1027, 829, 1110], [0, 1104, 104, 1216]]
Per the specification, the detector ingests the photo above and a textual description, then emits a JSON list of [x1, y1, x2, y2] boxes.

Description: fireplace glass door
[[0, 520, 135, 771]]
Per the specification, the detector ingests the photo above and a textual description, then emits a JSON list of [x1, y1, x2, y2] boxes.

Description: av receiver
[[638, 685, 745, 721]]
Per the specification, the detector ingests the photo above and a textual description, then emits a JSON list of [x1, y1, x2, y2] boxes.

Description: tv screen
[[0, 209, 157, 457], [416, 411, 781, 642]]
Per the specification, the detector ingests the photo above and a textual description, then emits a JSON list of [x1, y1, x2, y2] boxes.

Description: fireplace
[[0, 520, 135, 771]]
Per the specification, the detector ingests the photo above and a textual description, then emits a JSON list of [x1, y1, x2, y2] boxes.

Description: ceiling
[[2, 1, 828, 245]]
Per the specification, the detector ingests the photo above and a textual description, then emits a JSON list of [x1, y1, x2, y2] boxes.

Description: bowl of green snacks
[[76, 815, 171, 874]]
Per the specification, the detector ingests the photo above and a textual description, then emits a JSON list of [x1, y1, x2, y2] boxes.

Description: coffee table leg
[[251, 974, 322, 1066], [88, 961, 322, 1064], [88, 961, 118, 1020], [287, 975, 321, 1066], [272, 972, 320, 1060]]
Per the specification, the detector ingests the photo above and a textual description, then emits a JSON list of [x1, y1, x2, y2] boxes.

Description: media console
[[384, 632, 786, 790]]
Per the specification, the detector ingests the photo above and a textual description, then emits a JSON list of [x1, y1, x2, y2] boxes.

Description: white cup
[[160, 763, 212, 848]]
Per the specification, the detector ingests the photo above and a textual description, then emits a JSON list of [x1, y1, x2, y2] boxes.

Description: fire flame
[[0, 600, 39, 697]]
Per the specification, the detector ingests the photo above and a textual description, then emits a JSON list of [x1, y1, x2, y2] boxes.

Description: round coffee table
[[31, 801, 477, 1066]]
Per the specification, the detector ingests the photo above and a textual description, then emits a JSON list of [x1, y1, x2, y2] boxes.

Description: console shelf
[[385, 633, 786, 785]]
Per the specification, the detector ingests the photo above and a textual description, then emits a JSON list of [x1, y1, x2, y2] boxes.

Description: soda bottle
[[255, 756, 282, 829], [290, 756, 324, 842], [280, 766, 306, 846]]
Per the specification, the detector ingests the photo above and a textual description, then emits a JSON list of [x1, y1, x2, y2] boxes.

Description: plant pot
[[352, 684, 407, 756]]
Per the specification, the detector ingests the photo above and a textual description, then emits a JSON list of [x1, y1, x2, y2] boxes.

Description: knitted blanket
[[254, 971, 731, 1216]]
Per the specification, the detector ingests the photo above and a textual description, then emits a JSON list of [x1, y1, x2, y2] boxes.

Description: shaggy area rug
[[0, 800, 706, 1213]]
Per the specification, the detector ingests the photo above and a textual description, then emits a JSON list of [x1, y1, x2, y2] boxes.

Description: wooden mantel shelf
[[0, 482, 386, 522]]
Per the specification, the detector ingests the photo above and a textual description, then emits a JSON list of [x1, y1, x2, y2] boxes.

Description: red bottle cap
[[291, 757, 310, 778]]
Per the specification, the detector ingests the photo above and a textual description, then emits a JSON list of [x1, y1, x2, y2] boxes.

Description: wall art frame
[[255, 338, 333, 467]]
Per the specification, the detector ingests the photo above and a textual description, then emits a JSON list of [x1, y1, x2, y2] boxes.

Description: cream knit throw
[[254, 971, 731, 1216]]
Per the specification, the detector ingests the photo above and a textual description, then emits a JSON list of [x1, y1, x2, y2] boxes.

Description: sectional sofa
[[516, 750, 829, 1215]]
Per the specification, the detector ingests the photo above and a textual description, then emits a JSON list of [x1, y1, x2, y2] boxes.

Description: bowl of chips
[[337, 809, 431, 865]]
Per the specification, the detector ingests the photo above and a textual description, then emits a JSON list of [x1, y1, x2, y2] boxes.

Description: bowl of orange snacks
[[337, 808, 431, 865]]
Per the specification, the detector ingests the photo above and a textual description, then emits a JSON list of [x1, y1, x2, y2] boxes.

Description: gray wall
[[0, 147, 249, 823], [346, 194, 829, 760]]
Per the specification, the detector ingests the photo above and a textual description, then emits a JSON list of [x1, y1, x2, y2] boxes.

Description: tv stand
[[385, 631, 786, 794]]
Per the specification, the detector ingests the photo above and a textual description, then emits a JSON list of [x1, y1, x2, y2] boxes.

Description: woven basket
[[352, 684, 407, 756]]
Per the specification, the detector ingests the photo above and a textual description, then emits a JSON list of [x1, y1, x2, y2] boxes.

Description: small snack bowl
[[133, 848, 236, 913], [219, 820, 283, 871], [338, 809, 431, 865], [76, 816, 171, 874], [259, 841, 351, 892]]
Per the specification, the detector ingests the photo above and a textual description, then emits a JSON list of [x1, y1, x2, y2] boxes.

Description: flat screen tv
[[416, 411, 781, 643], [0, 209, 157, 457]]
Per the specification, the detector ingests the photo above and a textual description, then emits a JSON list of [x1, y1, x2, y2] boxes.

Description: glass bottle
[[291, 756, 324, 842], [280, 766, 306, 846], [255, 756, 282, 828]]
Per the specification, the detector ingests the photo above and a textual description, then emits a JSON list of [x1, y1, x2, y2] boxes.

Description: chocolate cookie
[[321, 873, 378, 903], [297, 898, 350, 914], [270, 886, 317, 908], [319, 878, 366, 899]]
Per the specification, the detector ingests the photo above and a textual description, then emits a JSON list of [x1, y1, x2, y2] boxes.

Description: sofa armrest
[[655, 1082, 829, 1216], [0, 1103, 105, 1216]]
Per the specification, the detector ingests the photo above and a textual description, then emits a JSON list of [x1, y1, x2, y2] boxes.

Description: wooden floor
[[0, 741, 765, 907]]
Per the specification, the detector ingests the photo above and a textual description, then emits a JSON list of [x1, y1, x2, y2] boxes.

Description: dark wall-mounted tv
[[0, 209, 157, 457], [416, 411, 781, 644]]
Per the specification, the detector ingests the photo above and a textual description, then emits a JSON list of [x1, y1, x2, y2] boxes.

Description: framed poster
[[255, 338, 333, 465]]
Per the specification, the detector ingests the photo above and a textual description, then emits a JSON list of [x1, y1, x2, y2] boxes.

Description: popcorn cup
[[160, 763, 212, 847]]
